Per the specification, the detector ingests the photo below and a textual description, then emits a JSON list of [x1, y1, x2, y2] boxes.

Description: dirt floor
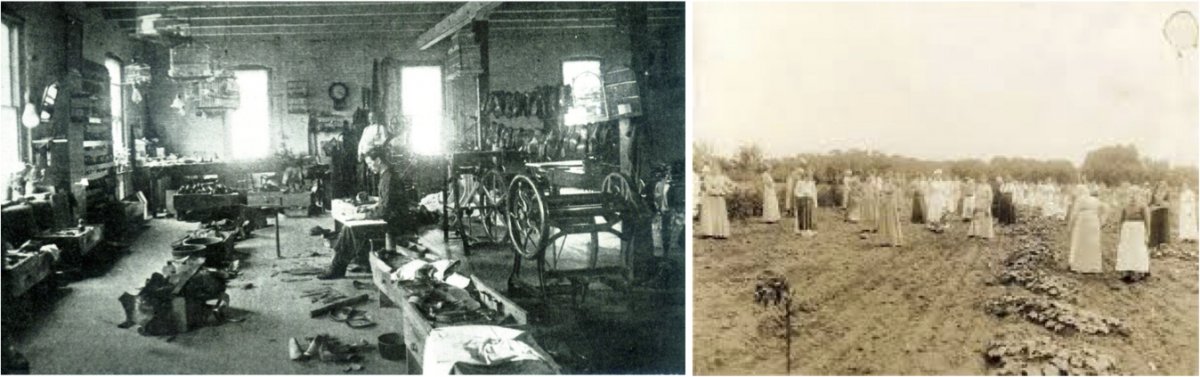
[[4, 213, 683, 374], [693, 206, 1199, 375]]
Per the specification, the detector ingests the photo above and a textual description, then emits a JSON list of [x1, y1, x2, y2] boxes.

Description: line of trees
[[695, 143, 1198, 188]]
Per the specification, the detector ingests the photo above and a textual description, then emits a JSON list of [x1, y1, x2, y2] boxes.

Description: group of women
[[697, 163, 1199, 283]]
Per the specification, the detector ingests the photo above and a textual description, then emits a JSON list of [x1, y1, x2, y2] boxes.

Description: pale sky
[[695, 2, 1199, 167]]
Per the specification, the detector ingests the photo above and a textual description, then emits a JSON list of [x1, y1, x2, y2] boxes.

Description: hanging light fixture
[[21, 102, 39, 128]]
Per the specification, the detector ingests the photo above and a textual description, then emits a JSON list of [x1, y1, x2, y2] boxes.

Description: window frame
[[400, 65, 445, 156], [105, 55, 125, 163], [2, 14, 25, 199], [561, 58, 607, 126], [227, 68, 272, 160]]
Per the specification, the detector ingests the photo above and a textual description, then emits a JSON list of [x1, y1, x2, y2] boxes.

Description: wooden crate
[[368, 252, 550, 373]]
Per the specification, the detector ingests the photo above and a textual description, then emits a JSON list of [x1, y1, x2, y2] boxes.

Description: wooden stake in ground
[[755, 274, 797, 374]]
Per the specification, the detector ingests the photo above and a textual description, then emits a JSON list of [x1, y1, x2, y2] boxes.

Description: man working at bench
[[320, 146, 417, 280]]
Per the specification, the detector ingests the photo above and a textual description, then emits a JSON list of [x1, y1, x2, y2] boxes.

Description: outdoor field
[[693, 206, 1199, 375]]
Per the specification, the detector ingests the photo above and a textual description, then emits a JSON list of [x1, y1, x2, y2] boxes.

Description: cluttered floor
[[3, 213, 685, 374]]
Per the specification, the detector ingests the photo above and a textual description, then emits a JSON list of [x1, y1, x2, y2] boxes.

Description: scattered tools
[[288, 334, 372, 364], [310, 294, 370, 318]]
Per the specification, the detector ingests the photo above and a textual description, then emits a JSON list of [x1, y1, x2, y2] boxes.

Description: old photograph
[[693, 2, 1198, 375], [1, 1, 685, 374]]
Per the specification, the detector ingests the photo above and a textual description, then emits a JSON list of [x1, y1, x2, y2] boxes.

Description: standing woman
[[862, 173, 880, 233], [1179, 185, 1198, 242], [968, 177, 995, 240], [761, 167, 781, 224], [846, 171, 862, 223], [1067, 189, 1104, 273], [1147, 181, 1171, 248], [784, 168, 800, 217], [794, 169, 818, 237], [1115, 193, 1151, 282], [699, 165, 732, 239], [911, 175, 927, 224], [878, 174, 905, 247]]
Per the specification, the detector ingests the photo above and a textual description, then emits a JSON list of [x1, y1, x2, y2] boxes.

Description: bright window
[[1, 19, 21, 198], [562, 60, 605, 126], [105, 57, 124, 158], [229, 69, 270, 159], [401, 66, 443, 156]]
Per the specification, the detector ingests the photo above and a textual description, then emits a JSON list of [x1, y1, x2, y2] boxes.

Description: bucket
[[171, 244, 206, 258], [184, 236, 224, 260], [377, 333, 405, 361]]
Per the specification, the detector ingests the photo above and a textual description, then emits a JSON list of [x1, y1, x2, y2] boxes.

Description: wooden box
[[34, 225, 103, 259], [368, 252, 549, 373], [2, 249, 55, 299]]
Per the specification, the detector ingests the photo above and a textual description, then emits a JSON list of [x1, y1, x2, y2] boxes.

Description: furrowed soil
[[693, 207, 1198, 375]]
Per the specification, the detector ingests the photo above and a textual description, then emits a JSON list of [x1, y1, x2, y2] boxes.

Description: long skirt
[[968, 209, 994, 239], [1068, 212, 1102, 273], [1180, 205, 1199, 241], [961, 196, 975, 220], [699, 195, 731, 238], [762, 189, 781, 223], [795, 197, 815, 232], [879, 200, 904, 246], [996, 193, 1016, 225], [911, 193, 926, 224], [1148, 207, 1169, 247], [846, 195, 861, 222], [1115, 220, 1149, 273], [862, 196, 879, 230]]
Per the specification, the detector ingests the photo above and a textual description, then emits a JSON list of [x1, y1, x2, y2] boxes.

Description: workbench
[[2, 242, 60, 299], [368, 251, 559, 374]]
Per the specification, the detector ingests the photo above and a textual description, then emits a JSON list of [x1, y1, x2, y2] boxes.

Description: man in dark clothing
[[320, 146, 416, 280]]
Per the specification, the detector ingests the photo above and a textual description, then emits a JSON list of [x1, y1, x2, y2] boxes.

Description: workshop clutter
[[287, 333, 373, 371], [482, 85, 570, 120], [118, 256, 232, 336]]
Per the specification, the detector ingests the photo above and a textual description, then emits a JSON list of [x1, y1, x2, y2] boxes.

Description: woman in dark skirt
[[1148, 181, 1171, 248], [911, 177, 926, 224], [793, 170, 818, 237]]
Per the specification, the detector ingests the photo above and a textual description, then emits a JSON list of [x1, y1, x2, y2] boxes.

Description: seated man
[[320, 146, 417, 280]]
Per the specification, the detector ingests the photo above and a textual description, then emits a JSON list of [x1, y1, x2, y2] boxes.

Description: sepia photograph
[[1, 1, 685, 374], [693, 2, 1198, 375]]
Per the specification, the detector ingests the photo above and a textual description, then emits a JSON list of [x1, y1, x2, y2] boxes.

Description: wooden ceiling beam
[[413, 2, 501, 50]]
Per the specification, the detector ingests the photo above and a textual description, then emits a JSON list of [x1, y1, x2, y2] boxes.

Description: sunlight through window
[[230, 69, 269, 159], [401, 66, 443, 156]]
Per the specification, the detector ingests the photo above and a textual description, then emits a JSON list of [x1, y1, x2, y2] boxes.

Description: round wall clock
[[329, 82, 349, 110]]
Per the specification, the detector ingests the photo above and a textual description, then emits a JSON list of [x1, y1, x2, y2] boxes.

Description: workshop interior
[[0, 2, 685, 374]]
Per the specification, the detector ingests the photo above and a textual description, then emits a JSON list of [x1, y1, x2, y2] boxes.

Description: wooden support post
[[473, 20, 490, 150], [275, 197, 282, 259]]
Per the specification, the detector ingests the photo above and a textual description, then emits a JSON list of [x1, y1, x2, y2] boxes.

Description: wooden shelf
[[83, 140, 111, 147]]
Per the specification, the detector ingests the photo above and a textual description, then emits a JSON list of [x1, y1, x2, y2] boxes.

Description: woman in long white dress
[[968, 180, 994, 239], [761, 169, 781, 224], [699, 165, 732, 239], [1115, 193, 1151, 282], [1068, 189, 1104, 273], [877, 176, 904, 246], [1179, 186, 1198, 242]]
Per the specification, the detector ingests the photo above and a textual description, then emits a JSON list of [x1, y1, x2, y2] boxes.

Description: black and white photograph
[[692, 2, 1198, 375], [0, 1, 685, 374]]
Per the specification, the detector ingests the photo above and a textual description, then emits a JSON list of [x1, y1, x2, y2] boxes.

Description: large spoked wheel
[[480, 169, 509, 244], [506, 175, 548, 259]]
